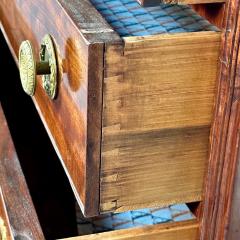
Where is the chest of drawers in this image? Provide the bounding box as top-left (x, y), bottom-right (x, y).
top-left (0, 0), bottom-right (221, 217)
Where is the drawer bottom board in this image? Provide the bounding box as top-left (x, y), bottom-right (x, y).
top-left (64, 219), bottom-right (199, 240)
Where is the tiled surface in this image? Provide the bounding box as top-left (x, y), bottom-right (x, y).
top-left (76, 204), bottom-right (195, 235)
top-left (89, 0), bottom-right (219, 36)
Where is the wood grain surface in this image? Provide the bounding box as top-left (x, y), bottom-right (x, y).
top-left (228, 150), bottom-right (240, 240)
top-left (199, 0), bottom-right (240, 239)
top-left (101, 32), bottom-right (220, 212)
top-left (101, 126), bottom-right (210, 212)
top-left (63, 220), bottom-right (199, 240)
top-left (0, 0), bottom-right (221, 216)
top-left (0, 104), bottom-right (44, 239)
top-left (192, 4), bottom-right (225, 29)
top-left (107, 33), bottom-right (220, 132)
top-left (0, 0), bottom-right (119, 217)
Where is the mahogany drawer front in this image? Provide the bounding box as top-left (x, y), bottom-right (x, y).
top-left (0, 0), bottom-right (220, 217)
top-left (0, 0), bottom-right (114, 217)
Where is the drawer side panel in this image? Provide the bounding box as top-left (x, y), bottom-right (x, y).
top-left (101, 32), bottom-right (220, 212)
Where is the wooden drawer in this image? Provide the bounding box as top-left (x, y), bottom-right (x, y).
top-left (65, 203), bottom-right (199, 240)
top-left (0, 0), bottom-right (221, 217)
top-left (65, 220), bottom-right (199, 240)
top-left (0, 75), bottom-right (199, 239)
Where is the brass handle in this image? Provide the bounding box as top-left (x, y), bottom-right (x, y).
top-left (19, 34), bottom-right (57, 99)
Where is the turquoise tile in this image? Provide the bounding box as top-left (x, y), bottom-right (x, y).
top-left (133, 215), bottom-right (153, 225)
top-left (173, 213), bottom-right (195, 222)
top-left (151, 207), bottom-right (172, 220)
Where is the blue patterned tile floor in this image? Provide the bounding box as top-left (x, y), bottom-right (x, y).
top-left (76, 204), bottom-right (195, 235)
top-left (89, 0), bottom-right (219, 36)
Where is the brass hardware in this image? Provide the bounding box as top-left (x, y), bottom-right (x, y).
top-left (19, 34), bottom-right (57, 99)
top-left (0, 218), bottom-right (7, 240)
top-left (41, 35), bottom-right (57, 99)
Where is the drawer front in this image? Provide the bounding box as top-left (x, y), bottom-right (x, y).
top-left (0, 0), bottom-right (120, 216)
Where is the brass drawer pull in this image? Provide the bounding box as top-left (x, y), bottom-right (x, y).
top-left (19, 34), bottom-right (57, 99)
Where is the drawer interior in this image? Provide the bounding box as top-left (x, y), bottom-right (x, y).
top-left (75, 203), bottom-right (195, 235)
top-left (71, 203), bottom-right (199, 239)
top-left (89, 0), bottom-right (219, 37)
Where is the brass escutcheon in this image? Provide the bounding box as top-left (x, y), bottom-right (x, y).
top-left (19, 34), bottom-right (57, 99)
top-left (0, 218), bottom-right (7, 240)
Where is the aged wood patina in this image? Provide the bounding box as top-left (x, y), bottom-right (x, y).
top-left (2, 1), bottom-right (240, 240)
top-left (0, 0), bottom-right (221, 216)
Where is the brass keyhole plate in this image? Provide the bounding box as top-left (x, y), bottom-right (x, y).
top-left (41, 34), bottom-right (57, 99)
top-left (19, 34), bottom-right (58, 99)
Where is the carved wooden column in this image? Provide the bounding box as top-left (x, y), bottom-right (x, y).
top-left (199, 0), bottom-right (240, 239)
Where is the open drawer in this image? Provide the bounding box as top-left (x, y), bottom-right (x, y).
top-left (65, 218), bottom-right (199, 240)
top-left (0, 0), bottom-right (220, 217)
top-left (64, 203), bottom-right (199, 240)
top-left (0, 59), bottom-right (199, 239)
